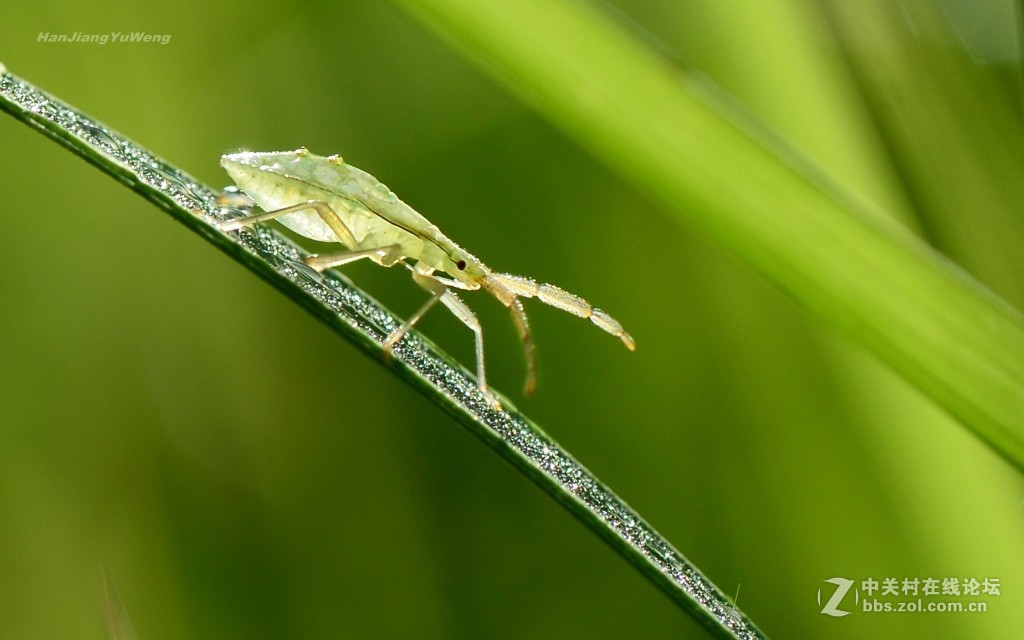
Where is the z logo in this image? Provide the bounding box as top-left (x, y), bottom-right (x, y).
top-left (818, 577), bottom-right (857, 617)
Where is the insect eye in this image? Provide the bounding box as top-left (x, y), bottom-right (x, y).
top-left (457, 259), bottom-right (467, 271)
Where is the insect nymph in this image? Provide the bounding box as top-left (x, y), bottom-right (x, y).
top-left (218, 148), bottom-right (634, 407)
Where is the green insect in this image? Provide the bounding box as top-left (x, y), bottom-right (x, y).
top-left (218, 148), bottom-right (634, 407)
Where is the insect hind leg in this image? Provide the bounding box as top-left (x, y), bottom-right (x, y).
top-left (304, 244), bottom-right (403, 272)
top-left (218, 199), bottom-right (359, 248)
top-left (217, 198), bottom-right (404, 270)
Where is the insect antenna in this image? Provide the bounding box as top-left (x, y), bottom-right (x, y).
top-left (485, 273), bottom-right (635, 351)
top-left (508, 297), bottom-right (537, 395)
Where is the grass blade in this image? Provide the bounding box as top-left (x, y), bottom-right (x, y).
top-left (394, 0), bottom-right (1024, 471)
top-left (0, 65), bottom-right (766, 639)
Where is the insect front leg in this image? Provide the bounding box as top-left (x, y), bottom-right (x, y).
top-left (383, 268), bottom-right (446, 352)
top-left (438, 290), bottom-right (500, 409)
top-left (386, 267), bottom-right (500, 409)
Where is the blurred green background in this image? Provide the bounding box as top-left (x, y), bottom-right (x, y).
top-left (1, 0), bottom-right (1022, 638)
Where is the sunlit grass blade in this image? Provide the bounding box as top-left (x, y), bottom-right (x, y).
top-left (0, 66), bottom-right (767, 640)
top-left (394, 0), bottom-right (1024, 471)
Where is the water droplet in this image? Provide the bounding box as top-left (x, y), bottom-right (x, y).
top-left (79, 121), bottom-right (122, 152)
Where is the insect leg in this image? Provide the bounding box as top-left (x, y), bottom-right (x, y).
top-left (382, 275), bottom-right (446, 352)
top-left (219, 199), bottom-right (405, 270)
top-left (437, 288), bottom-right (499, 409)
top-left (218, 200), bottom-right (359, 248)
top-left (303, 244), bottom-right (402, 272)
top-left (388, 270), bottom-right (500, 409)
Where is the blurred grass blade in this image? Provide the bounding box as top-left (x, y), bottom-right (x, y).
top-left (0, 67), bottom-right (767, 639)
top-left (819, 0), bottom-right (1024, 307)
top-left (394, 0), bottom-right (1024, 471)
top-left (102, 569), bottom-right (137, 640)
